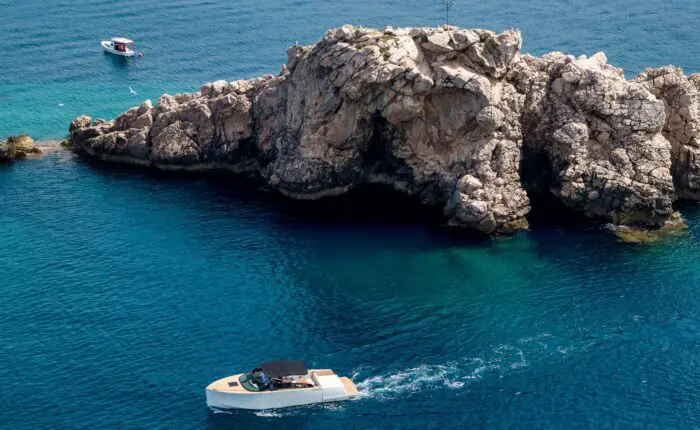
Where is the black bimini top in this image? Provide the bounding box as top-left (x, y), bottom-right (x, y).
top-left (260, 360), bottom-right (307, 378)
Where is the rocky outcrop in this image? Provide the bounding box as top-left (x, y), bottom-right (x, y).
top-left (69, 25), bottom-right (700, 235)
top-left (512, 52), bottom-right (675, 228)
top-left (633, 67), bottom-right (700, 200)
top-left (611, 212), bottom-right (687, 244)
top-left (0, 135), bottom-right (42, 162)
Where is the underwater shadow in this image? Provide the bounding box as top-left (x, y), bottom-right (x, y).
top-left (76, 156), bottom-right (494, 250)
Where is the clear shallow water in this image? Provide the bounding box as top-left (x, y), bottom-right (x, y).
top-left (2, 0), bottom-right (700, 429)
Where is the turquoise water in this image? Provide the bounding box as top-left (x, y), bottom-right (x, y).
top-left (3, 0), bottom-right (700, 139)
top-left (3, 0), bottom-right (700, 428)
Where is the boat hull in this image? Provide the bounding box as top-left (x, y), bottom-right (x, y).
top-left (206, 386), bottom-right (328, 410)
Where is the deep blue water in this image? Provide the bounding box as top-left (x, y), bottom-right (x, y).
top-left (2, 0), bottom-right (700, 428)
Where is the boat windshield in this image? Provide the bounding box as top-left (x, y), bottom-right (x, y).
top-left (239, 370), bottom-right (268, 392)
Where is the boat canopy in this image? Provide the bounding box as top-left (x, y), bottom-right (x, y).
top-left (111, 37), bottom-right (134, 44)
top-left (260, 360), bottom-right (307, 378)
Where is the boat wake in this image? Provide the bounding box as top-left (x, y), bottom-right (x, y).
top-left (254, 410), bottom-right (284, 418)
top-left (355, 362), bottom-right (469, 398)
top-left (354, 335), bottom-right (551, 400)
top-left (207, 333), bottom-right (582, 418)
top-left (213, 326), bottom-right (636, 418)
top-left (209, 397), bottom-right (350, 419)
top-left (249, 402), bottom-right (346, 418)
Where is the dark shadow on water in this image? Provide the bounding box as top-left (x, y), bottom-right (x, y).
top-left (526, 192), bottom-right (598, 233)
top-left (77, 155), bottom-right (672, 250)
top-left (76, 156), bottom-right (492, 247)
top-left (674, 199), bottom-right (700, 217)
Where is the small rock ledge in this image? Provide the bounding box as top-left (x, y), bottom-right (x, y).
top-left (68, 25), bottom-right (700, 236)
top-left (0, 135), bottom-right (42, 162)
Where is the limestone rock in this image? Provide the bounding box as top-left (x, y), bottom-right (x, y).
top-left (634, 67), bottom-right (700, 199)
top-left (0, 134), bottom-right (42, 161)
top-left (70, 116), bottom-right (92, 133)
top-left (514, 52), bottom-right (674, 228)
top-left (422, 31), bottom-right (452, 53)
top-left (67, 25), bottom-right (700, 235)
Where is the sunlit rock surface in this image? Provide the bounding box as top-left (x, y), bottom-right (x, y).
top-left (70, 25), bottom-right (700, 234)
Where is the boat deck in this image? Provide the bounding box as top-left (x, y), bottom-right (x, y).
top-left (208, 369), bottom-right (357, 394)
top-left (207, 374), bottom-right (247, 393)
top-left (339, 377), bottom-right (359, 396)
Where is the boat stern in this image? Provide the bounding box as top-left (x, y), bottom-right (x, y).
top-left (339, 376), bottom-right (360, 398)
top-left (311, 371), bottom-right (360, 401)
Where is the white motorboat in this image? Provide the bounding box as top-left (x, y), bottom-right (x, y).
top-left (101, 37), bottom-right (137, 57)
top-left (206, 360), bottom-right (360, 410)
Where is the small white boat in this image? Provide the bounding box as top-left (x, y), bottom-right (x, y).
top-left (206, 360), bottom-right (360, 410)
top-left (101, 37), bottom-right (137, 57)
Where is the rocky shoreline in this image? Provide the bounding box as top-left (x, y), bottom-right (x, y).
top-left (0, 135), bottom-right (42, 162)
top-left (66, 25), bottom-right (700, 236)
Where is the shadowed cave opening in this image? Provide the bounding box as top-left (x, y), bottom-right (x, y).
top-left (362, 113), bottom-right (407, 179)
top-left (519, 146), bottom-right (592, 229)
top-left (270, 183), bottom-right (449, 225)
top-left (520, 148), bottom-right (552, 198)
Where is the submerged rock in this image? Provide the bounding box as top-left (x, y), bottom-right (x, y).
top-left (0, 134), bottom-right (42, 161)
top-left (611, 212), bottom-right (687, 244)
top-left (68, 25), bottom-right (700, 236)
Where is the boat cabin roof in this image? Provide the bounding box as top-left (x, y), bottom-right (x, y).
top-left (111, 37), bottom-right (134, 44)
top-left (260, 360), bottom-right (307, 378)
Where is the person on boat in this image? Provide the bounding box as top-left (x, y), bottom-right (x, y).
top-left (260, 372), bottom-right (270, 389)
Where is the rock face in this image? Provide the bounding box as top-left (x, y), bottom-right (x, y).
top-left (69, 25), bottom-right (700, 234)
top-left (512, 52), bottom-right (675, 227)
top-left (634, 67), bottom-right (700, 200)
top-left (0, 135), bottom-right (42, 162)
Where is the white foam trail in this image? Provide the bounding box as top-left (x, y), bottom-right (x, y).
top-left (129, 86), bottom-right (138, 95)
top-left (355, 360), bottom-right (491, 400)
top-left (354, 341), bottom-right (547, 399)
top-left (320, 402), bottom-right (346, 411)
top-left (557, 344), bottom-right (574, 354)
top-left (254, 410), bottom-right (283, 418)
